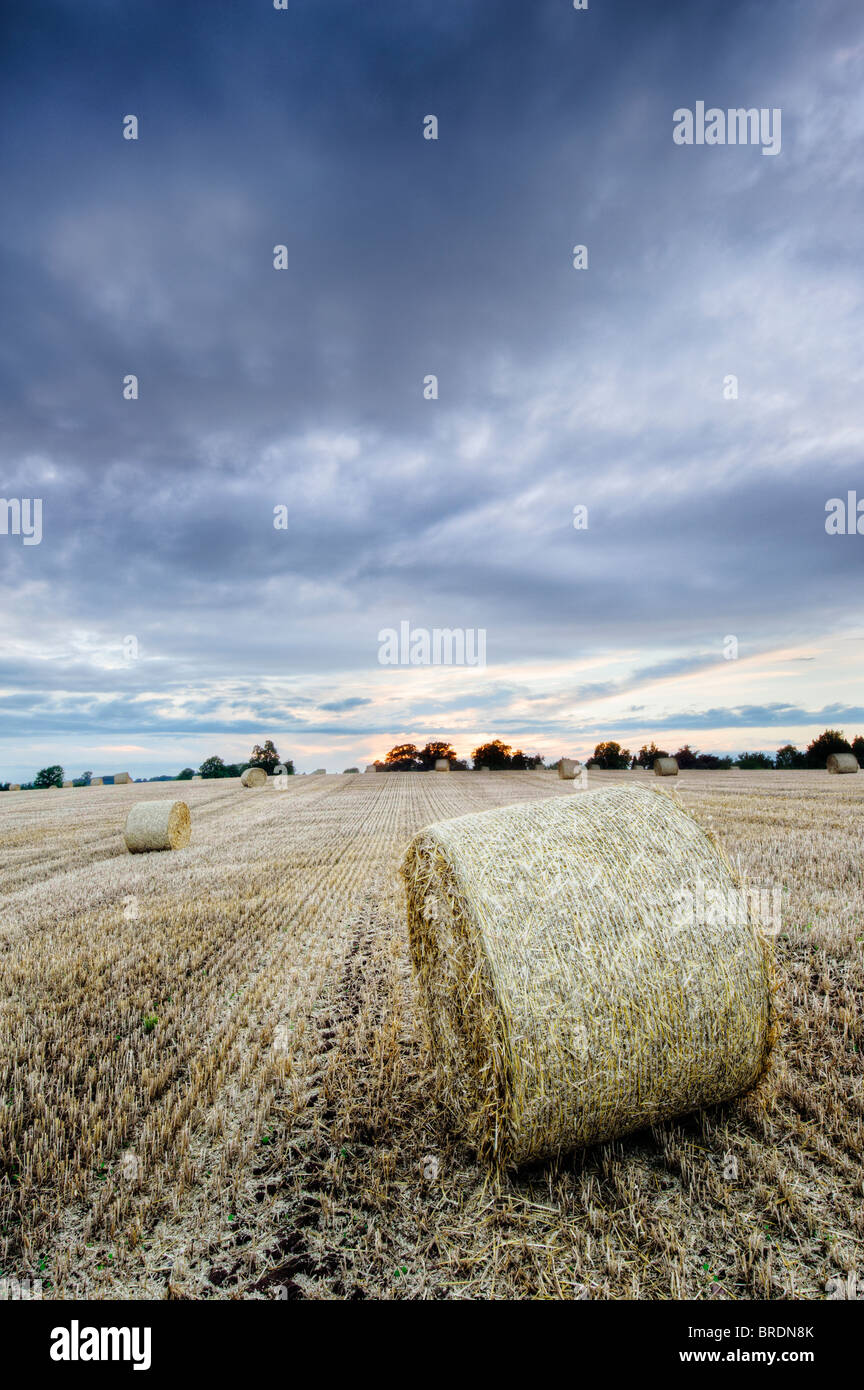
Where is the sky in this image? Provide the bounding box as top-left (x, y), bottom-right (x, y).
top-left (1, 0), bottom-right (863, 779)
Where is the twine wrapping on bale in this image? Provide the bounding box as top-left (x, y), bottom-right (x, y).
top-left (124, 800), bottom-right (191, 854)
top-left (240, 767), bottom-right (267, 787)
top-left (654, 757), bottom-right (679, 777)
top-left (827, 752), bottom-right (859, 774)
top-left (402, 784), bottom-right (774, 1165)
top-left (558, 759), bottom-right (579, 780)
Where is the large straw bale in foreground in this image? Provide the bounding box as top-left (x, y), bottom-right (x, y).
top-left (402, 784), bottom-right (773, 1165)
top-left (827, 752), bottom-right (859, 774)
top-left (124, 800), bottom-right (191, 853)
top-left (240, 766), bottom-right (267, 787)
top-left (654, 756), bottom-right (678, 776)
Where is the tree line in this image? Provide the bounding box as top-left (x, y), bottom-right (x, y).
top-left (373, 730), bottom-right (864, 772)
top-left (374, 739), bottom-right (544, 771)
top-left (581, 729), bottom-right (864, 770)
top-left (5, 728), bottom-right (862, 791)
top-left (1, 741), bottom-right (296, 791)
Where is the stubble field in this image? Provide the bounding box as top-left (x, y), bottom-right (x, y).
top-left (0, 769), bottom-right (862, 1300)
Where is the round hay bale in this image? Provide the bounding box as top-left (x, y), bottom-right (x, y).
top-left (402, 784), bottom-right (773, 1165)
top-left (654, 757), bottom-right (678, 777)
top-left (434, 759), bottom-right (451, 772)
top-left (365, 764), bottom-right (377, 773)
top-left (124, 800), bottom-right (190, 853)
top-left (827, 752), bottom-right (859, 774)
top-left (240, 766), bottom-right (267, 787)
top-left (558, 758), bottom-right (579, 780)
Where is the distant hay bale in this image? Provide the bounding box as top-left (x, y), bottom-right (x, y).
top-left (91, 778), bottom-right (103, 786)
top-left (558, 759), bottom-right (580, 780)
top-left (240, 767), bottom-right (267, 787)
top-left (654, 757), bottom-right (678, 777)
top-left (827, 752), bottom-right (859, 774)
top-left (434, 759), bottom-right (451, 772)
top-left (10, 784), bottom-right (20, 791)
top-left (123, 800), bottom-right (191, 853)
top-left (402, 784), bottom-right (773, 1165)
top-left (62, 781), bottom-right (73, 788)
top-left (191, 774), bottom-right (202, 781)
top-left (113, 772), bottom-right (132, 785)
top-left (480, 766), bottom-right (490, 772)
top-left (365, 765), bottom-right (377, 773)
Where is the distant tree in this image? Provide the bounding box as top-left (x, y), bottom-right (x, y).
top-left (510, 749), bottom-right (544, 770)
top-left (176, 768), bottom-right (195, 780)
top-left (0, 782), bottom-right (9, 792)
top-left (73, 770), bottom-right (92, 787)
top-left (689, 751), bottom-right (730, 769)
top-left (673, 745), bottom-right (700, 770)
top-left (590, 741), bottom-right (631, 770)
top-left (249, 740), bottom-right (282, 775)
top-left (736, 751), bottom-right (775, 769)
top-left (632, 742), bottom-right (668, 770)
top-left (775, 743), bottom-right (806, 770)
top-left (471, 739), bottom-right (513, 770)
top-left (384, 743), bottom-right (421, 770)
top-left (852, 736), bottom-right (864, 766)
top-left (805, 729), bottom-right (852, 769)
top-left (199, 755), bottom-right (227, 779)
top-left (34, 765), bottom-right (64, 789)
top-left (418, 741), bottom-right (458, 770)
top-left (343, 767), bottom-right (359, 774)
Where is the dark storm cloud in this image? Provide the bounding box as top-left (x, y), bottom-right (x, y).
top-left (1, 0), bottom-right (863, 772)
